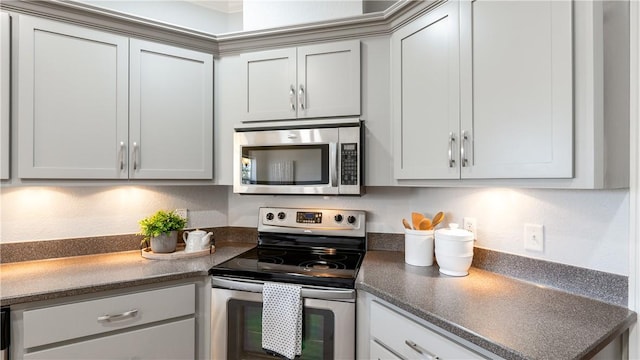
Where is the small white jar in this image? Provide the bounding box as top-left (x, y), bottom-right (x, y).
top-left (404, 228), bottom-right (435, 266)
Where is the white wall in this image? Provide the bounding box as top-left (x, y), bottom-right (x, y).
top-left (242, 0), bottom-right (362, 31)
top-left (0, 185), bottom-right (228, 242)
top-left (75, 0), bottom-right (240, 34)
top-left (228, 187), bottom-right (630, 276)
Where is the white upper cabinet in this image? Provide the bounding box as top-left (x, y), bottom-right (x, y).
top-left (241, 48), bottom-right (297, 121)
top-left (392, 1), bottom-right (460, 180)
top-left (393, 0), bottom-right (573, 181)
top-left (241, 40), bottom-right (360, 121)
top-left (1, 12), bottom-right (10, 180)
top-left (17, 16), bottom-right (129, 179)
top-left (129, 39), bottom-right (213, 179)
top-left (17, 15), bottom-right (214, 180)
top-left (459, 0), bottom-right (573, 179)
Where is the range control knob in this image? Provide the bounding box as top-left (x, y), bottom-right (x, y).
top-left (277, 212), bottom-right (286, 220)
top-left (334, 214), bottom-right (343, 222)
top-left (347, 215), bottom-right (357, 224)
top-left (266, 212), bottom-right (274, 221)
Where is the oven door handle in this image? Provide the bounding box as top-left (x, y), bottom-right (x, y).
top-left (211, 277), bottom-right (356, 300)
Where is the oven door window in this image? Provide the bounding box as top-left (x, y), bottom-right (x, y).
top-left (241, 145), bottom-right (329, 186)
top-left (227, 299), bottom-right (335, 360)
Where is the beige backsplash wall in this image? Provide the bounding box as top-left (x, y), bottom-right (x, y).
top-left (0, 185), bottom-right (629, 276)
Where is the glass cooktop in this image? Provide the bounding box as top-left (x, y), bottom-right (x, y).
top-left (209, 246), bottom-right (364, 289)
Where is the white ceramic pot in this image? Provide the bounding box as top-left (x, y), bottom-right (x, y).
top-left (404, 228), bottom-right (434, 266)
top-left (434, 252), bottom-right (473, 277)
top-left (434, 223), bottom-right (474, 255)
top-left (434, 224), bottom-right (474, 276)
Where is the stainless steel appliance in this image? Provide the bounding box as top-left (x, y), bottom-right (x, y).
top-left (1, 308), bottom-right (9, 360)
top-left (209, 207), bottom-right (366, 359)
top-left (233, 118), bottom-right (363, 195)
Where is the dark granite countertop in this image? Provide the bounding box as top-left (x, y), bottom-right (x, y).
top-left (0, 242), bottom-right (254, 306)
top-left (1, 244), bottom-right (635, 360)
top-left (356, 250), bottom-right (637, 360)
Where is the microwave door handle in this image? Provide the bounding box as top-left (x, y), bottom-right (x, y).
top-left (330, 143), bottom-right (338, 187)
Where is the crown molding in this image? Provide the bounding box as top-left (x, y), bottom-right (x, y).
top-left (0, 0), bottom-right (444, 56)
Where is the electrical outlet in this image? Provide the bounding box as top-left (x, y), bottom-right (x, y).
top-left (463, 217), bottom-right (477, 239)
top-left (175, 208), bottom-right (188, 222)
top-left (524, 224), bottom-right (544, 252)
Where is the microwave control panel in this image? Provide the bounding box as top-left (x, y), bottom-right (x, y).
top-left (341, 143), bottom-right (358, 185)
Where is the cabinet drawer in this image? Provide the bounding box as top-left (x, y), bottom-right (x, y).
top-left (23, 284), bottom-right (195, 348)
top-left (370, 300), bottom-right (484, 359)
top-left (24, 317), bottom-right (195, 359)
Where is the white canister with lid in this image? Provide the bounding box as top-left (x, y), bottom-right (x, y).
top-left (434, 223), bottom-right (474, 276)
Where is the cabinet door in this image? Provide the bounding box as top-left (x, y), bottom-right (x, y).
top-left (17, 16), bottom-right (129, 179)
top-left (129, 39), bottom-right (213, 179)
top-left (241, 48), bottom-right (297, 121)
top-left (392, 2), bottom-right (460, 180)
top-left (459, 0), bottom-right (573, 179)
top-left (1, 12), bottom-right (10, 180)
top-left (370, 300), bottom-right (486, 359)
top-left (297, 40), bottom-right (360, 119)
top-left (24, 318), bottom-right (195, 360)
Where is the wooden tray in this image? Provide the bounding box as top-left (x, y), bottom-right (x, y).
top-left (141, 245), bottom-right (215, 260)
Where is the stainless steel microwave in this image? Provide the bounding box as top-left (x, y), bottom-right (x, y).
top-left (233, 118), bottom-right (363, 195)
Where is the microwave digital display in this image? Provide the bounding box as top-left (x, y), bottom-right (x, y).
top-left (341, 143), bottom-right (358, 185)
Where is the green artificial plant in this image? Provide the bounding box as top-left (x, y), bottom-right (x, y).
top-left (138, 210), bottom-right (187, 246)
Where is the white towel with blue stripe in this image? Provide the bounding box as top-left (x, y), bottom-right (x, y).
top-left (262, 282), bottom-right (303, 359)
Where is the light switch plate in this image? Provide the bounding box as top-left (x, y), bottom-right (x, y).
top-left (524, 223), bottom-right (544, 252)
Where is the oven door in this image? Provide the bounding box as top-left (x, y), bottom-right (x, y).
top-left (211, 277), bottom-right (355, 360)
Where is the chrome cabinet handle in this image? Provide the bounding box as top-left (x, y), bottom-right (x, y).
top-left (404, 340), bottom-right (440, 360)
top-left (132, 142), bottom-right (138, 170)
top-left (97, 309), bottom-right (138, 323)
top-left (448, 132), bottom-right (456, 168)
top-left (289, 85), bottom-right (295, 111)
top-left (461, 130), bottom-right (469, 167)
top-left (119, 141), bottom-right (125, 170)
top-left (298, 85), bottom-right (305, 110)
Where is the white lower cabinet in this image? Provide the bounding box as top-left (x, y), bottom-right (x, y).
top-left (17, 284), bottom-right (196, 359)
top-left (357, 291), bottom-right (497, 360)
top-left (370, 300), bottom-right (485, 360)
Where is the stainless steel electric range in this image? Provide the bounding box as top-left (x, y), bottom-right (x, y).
top-left (209, 207), bottom-right (366, 359)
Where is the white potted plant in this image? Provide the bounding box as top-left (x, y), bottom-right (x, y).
top-left (138, 210), bottom-right (187, 253)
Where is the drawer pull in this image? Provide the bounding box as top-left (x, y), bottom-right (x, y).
top-left (405, 340), bottom-right (440, 360)
top-left (97, 309), bottom-right (138, 323)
